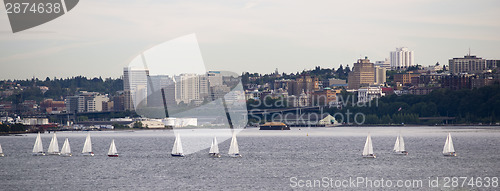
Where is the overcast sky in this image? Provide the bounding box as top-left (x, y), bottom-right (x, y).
top-left (1, 0), bottom-right (499, 80)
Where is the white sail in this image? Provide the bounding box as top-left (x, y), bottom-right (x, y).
top-left (171, 134), bottom-right (183, 155)
top-left (393, 136), bottom-right (400, 151)
top-left (399, 135), bottom-right (405, 152)
top-left (0, 144), bottom-right (3, 153)
top-left (362, 134), bottom-right (373, 156)
top-left (228, 133), bottom-right (239, 155)
top-left (108, 139), bottom-right (118, 155)
top-left (394, 134), bottom-right (405, 152)
top-left (82, 133), bottom-right (92, 153)
top-left (443, 133), bottom-right (455, 154)
top-left (47, 133), bottom-right (60, 154)
top-left (61, 138), bottom-right (71, 155)
top-left (209, 137), bottom-right (220, 154)
top-left (32, 132), bottom-right (44, 153)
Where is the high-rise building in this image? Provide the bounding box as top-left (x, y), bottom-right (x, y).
top-left (87, 95), bottom-right (109, 112)
top-left (65, 92), bottom-right (107, 113)
top-left (348, 57), bottom-right (375, 89)
top-left (486, 60), bottom-right (500, 69)
top-left (123, 67), bottom-right (149, 110)
top-left (174, 74), bottom-right (201, 104)
top-left (112, 93), bottom-right (125, 111)
top-left (390, 47), bottom-right (414, 69)
top-left (65, 95), bottom-right (83, 113)
top-left (449, 55), bottom-right (486, 74)
top-left (149, 75), bottom-right (176, 107)
top-left (375, 58), bottom-right (391, 70)
top-left (287, 75), bottom-right (316, 96)
top-left (199, 75), bottom-right (209, 98)
top-left (374, 66), bottom-right (387, 85)
top-left (207, 71), bottom-right (223, 87)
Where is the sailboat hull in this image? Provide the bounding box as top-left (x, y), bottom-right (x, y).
top-left (108, 154), bottom-right (119, 157)
top-left (32, 152), bottom-right (46, 156)
top-left (443, 152), bottom-right (457, 157)
top-left (82, 152), bottom-right (94, 157)
top-left (209, 153), bottom-right (221, 158)
top-left (61, 153), bottom-right (72, 157)
top-left (394, 151), bottom-right (408, 155)
top-left (0, 153), bottom-right (4, 157)
top-left (362, 154), bottom-right (376, 158)
top-left (48, 152), bottom-right (61, 156)
top-left (171, 154), bottom-right (185, 157)
top-left (229, 154), bottom-right (242, 158)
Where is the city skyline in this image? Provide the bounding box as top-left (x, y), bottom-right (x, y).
top-left (1, 0), bottom-right (500, 80)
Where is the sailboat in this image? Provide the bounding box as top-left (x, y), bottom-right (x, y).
top-left (362, 134), bottom-right (376, 158)
top-left (60, 138), bottom-right (72, 157)
top-left (393, 134), bottom-right (408, 155)
top-left (443, 133), bottom-right (457, 157)
top-left (228, 133), bottom-right (242, 158)
top-left (47, 133), bottom-right (61, 155)
top-left (82, 133), bottom-right (94, 156)
top-left (32, 132), bottom-right (46, 156)
top-left (107, 139), bottom-right (119, 157)
top-left (209, 136), bottom-right (221, 158)
top-left (0, 144), bottom-right (4, 157)
top-left (171, 134), bottom-right (184, 157)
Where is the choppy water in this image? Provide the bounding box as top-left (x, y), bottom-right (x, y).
top-left (1, 127), bottom-right (500, 190)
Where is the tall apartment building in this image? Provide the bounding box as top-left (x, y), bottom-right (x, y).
top-left (375, 58), bottom-right (391, 70)
top-left (486, 60), bottom-right (500, 69)
top-left (390, 47), bottom-right (414, 69)
top-left (207, 71), bottom-right (223, 87)
top-left (374, 66), bottom-right (387, 85)
top-left (449, 55), bottom-right (486, 74)
top-left (174, 74), bottom-right (202, 104)
top-left (123, 67), bottom-right (149, 110)
top-left (112, 93), bottom-right (125, 111)
top-left (65, 95), bottom-right (83, 113)
top-left (87, 95), bottom-right (109, 112)
top-left (348, 57), bottom-right (375, 89)
top-left (65, 92), bottom-right (108, 113)
top-left (198, 75), bottom-right (209, 98)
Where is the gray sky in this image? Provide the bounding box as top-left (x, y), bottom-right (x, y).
top-left (1, 0), bottom-right (499, 80)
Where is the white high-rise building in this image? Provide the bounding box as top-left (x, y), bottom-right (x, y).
top-left (390, 47), bottom-right (414, 69)
top-left (123, 67), bottom-right (149, 110)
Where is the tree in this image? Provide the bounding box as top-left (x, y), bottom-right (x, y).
top-left (133, 121), bottom-right (143, 128)
top-left (344, 65), bottom-right (351, 73)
